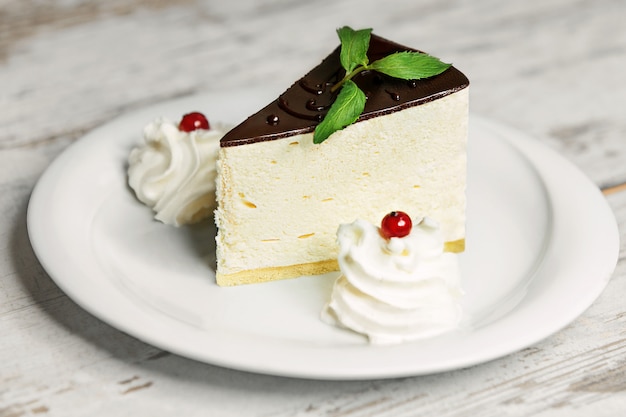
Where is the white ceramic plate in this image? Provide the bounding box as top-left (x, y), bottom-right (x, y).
top-left (27, 89), bottom-right (619, 380)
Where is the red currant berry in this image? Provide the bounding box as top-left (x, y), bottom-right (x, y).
top-left (178, 112), bottom-right (210, 132)
top-left (380, 211), bottom-right (413, 239)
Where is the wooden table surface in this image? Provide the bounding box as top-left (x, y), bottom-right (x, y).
top-left (2, 1), bottom-right (626, 416)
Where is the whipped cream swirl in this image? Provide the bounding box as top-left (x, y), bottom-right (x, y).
top-left (128, 117), bottom-right (228, 226)
top-left (323, 217), bottom-right (463, 344)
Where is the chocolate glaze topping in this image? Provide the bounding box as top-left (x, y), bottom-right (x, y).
top-left (220, 34), bottom-right (469, 147)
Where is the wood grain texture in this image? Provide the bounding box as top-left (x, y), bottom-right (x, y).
top-left (1, 0), bottom-right (626, 416)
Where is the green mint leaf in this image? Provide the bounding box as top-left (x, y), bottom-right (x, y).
top-left (337, 26), bottom-right (372, 73)
top-left (368, 51), bottom-right (451, 80)
top-left (313, 80), bottom-right (366, 144)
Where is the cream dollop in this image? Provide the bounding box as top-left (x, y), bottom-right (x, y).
top-left (322, 217), bottom-right (463, 344)
top-left (128, 117), bottom-right (229, 226)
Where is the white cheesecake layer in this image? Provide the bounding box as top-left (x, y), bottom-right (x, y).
top-left (215, 88), bottom-right (468, 285)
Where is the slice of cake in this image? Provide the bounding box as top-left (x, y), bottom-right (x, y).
top-left (215, 29), bottom-right (469, 286)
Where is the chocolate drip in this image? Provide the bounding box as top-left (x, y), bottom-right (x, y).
top-left (299, 80), bottom-right (325, 95)
top-left (385, 89), bottom-right (400, 101)
top-left (306, 98), bottom-right (331, 111)
top-left (278, 78), bottom-right (337, 123)
top-left (220, 34), bottom-right (469, 147)
top-left (278, 97), bottom-right (324, 122)
top-left (266, 114), bottom-right (280, 125)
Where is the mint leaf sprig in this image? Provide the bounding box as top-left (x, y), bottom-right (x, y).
top-left (313, 26), bottom-right (452, 144)
top-left (313, 80), bottom-right (366, 144)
